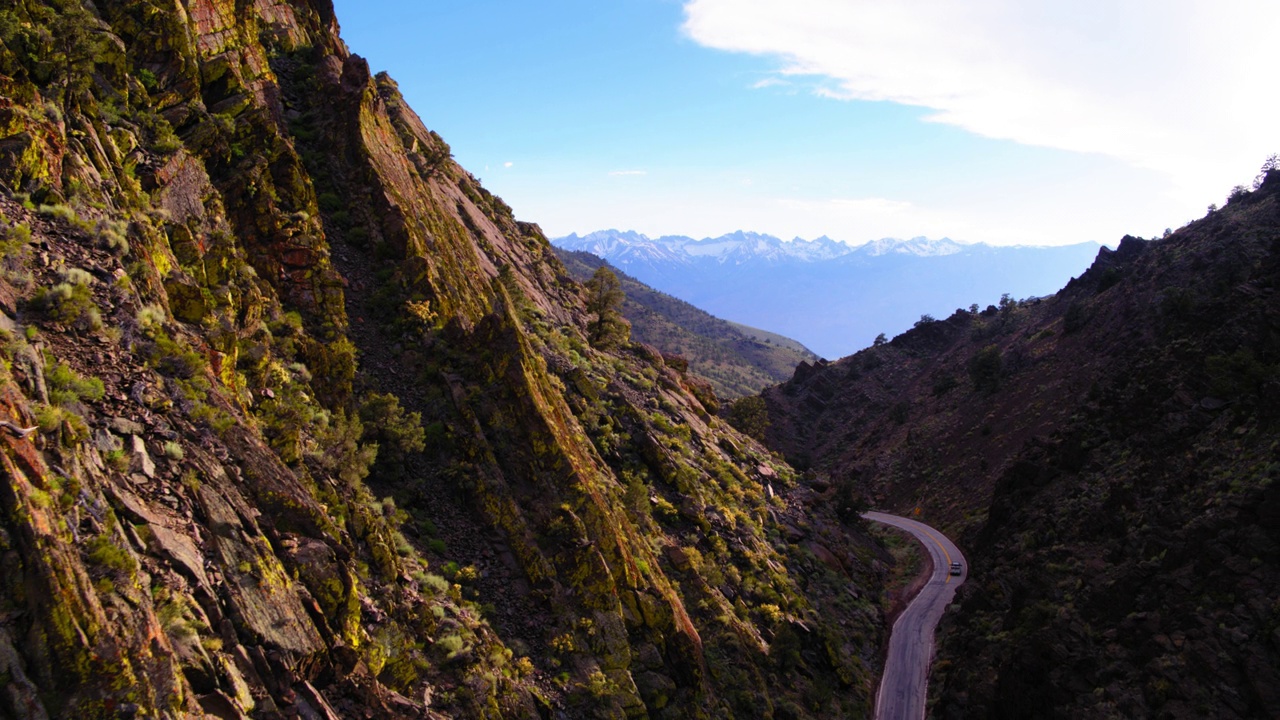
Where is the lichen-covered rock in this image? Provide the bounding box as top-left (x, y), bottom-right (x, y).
top-left (0, 1), bottom-right (889, 717)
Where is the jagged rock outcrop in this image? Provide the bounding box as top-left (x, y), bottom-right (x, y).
top-left (0, 1), bottom-right (888, 718)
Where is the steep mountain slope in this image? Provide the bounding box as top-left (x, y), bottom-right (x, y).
top-left (761, 173), bottom-right (1280, 718)
top-left (554, 248), bottom-right (817, 398)
top-left (0, 2), bottom-right (891, 718)
top-left (555, 230), bottom-right (1101, 359)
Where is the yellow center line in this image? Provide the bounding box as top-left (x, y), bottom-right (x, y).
top-left (916, 525), bottom-right (953, 584)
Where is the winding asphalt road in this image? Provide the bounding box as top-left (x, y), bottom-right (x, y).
top-left (863, 511), bottom-right (967, 720)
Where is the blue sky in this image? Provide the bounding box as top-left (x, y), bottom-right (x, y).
top-left (330, 0), bottom-right (1279, 247)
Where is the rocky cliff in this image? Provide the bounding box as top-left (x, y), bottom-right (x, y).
top-left (762, 170), bottom-right (1280, 718)
top-left (0, 1), bottom-right (888, 718)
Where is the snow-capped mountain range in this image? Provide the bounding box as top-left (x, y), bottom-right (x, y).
top-left (555, 230), bottom-right (965, 268)
top-left (552, 229), bottom-right (1104, 359)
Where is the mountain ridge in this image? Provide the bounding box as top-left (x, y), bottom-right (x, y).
top-left (0, 2), bottom-right (889, 717)
top-left (555, 229), bottom-right (984, 265)
top-left (553, 248), bottom-right (818, 398)
top-left (555, 230), bottom-right (1103, 359)
top-left (756, 169), bottom-right (1280, 719)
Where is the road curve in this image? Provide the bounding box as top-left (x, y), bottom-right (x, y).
top-left (863, 511), bottom-right (967, 720)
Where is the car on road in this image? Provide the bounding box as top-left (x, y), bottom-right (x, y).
top-left (949, 562), bottom-right (963, 576)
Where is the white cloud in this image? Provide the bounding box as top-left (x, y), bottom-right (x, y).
top-left (827, 197), bottom-right (911, 215)
top-left (751, 76), bottom-right (789, 89)
top-left (609, 170), bottom-right (648, 176)
top-left (682, 0), bottom-right (1280, 204)
top-left (504, 161), bottom-right (514, 168)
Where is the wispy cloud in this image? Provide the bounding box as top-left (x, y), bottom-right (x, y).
top-left (780, 196), bottom-right (912, 215)
top-left (503, 161), bottom-right (514, 168)
top-left (609, 170), bottom-right (648, 176)
top-left (682, 0), bottom-right (1280, 202)
top-left (751, 76), bottom-right (789, 90)
top-left (832, 197), bottom-right (911, 214)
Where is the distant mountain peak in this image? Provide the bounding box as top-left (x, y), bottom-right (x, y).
top-left (555, 229), bottom-right (858, 265)
top-left (555, 230), bottom-right (984, 263)
top-left (854, 236), bottom-right (967, 257)
top-left (552, 229), bottom-right (1101, 358)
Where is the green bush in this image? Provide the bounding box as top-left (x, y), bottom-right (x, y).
top-left (420, 573), bottom-right (449, 595)
top-left (360, 392), bottom-right (425, 455)
top-left (1206, 349), bottom-right (1276, 401)
top-left (136, 304), bottom-right (166, 334)
top-left (0, 222), bottom-right (31, 263)
top-left (86, 535), bottom-right (136, 577)
top-left (317, 192), bottom-right (343, 213)
top-left (45, 358), bottom-right (104, 405)
top-left (932, 374), bottom-right (959, 396)
top-left (137, 325), bottom-right (205, 380)
top-left (33, 282), bottom-right (93, 325)
top-left (37, 204), bottom-right (78, 223)
top-left (1062, 302), bottom-right (1089, 334)
top-left (136, 68), bottom-right (158, 91)
top-left (93, 218), bottom-right (129, 256)
top-left (585, 267), bottom-right (629, 349)
top-left (725, 395), bottom-right (769, 441)
top-left (308, 409), bottom-right (376, 486)
top-left (969, 345), bottom-right (1003, 393)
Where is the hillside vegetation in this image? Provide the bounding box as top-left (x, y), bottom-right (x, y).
top-left (0, 2), bottom-right (889, 718)
top-left (760, 168), bottom-right (1280, 719)
top-left (555, 249), bottom-right (817, 398)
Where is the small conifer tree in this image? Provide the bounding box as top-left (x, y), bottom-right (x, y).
top-left (585, 267), bottom-right (629, 349)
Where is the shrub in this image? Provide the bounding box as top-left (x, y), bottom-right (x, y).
top-left (136, 304), bottom-right (166, 334)
top-left (33, 282), bottom-right (93, 325)
top-left (585, 267), bottom-right (629, 349)
top-left (162, 441), bottom-right (183, 460)
top-left (37, 204), bottom-right (78, 223)
top-left (420, 573), bottom-right (449, 595)
top-left (724, 396), bottom-right (769, 441)
top-left (0, 222), bottom-right (31, 263)
top-left (305, 409), bottom-right (375, 486)
top-left (138, 326), bottom-right (205, 379)
top-left (1206, 349), bottom-right (1276, 401)
top-left (360, 392), bottom-right (425, 456)
top-left (105, 448), bottom-right (129, 471)
top-left (887, 402), bottom-right (909, 424)
top-left (93, 219), bottom-right (129, 256)
top-left (317, 192), bottom-right (343, 213)
top-left (45, 359), bottom-right (104, 405)
top-left (833, 471), bottom-right (869, 523)
top-left (584, 668), bottom-right (615, 697)
top-left (969, 345), bottom-right (1003, 393)
top-left (137, 68), bottom-right (158, 91)
top-left (86, 535), bottom-right (136, 577)
top-left (932, 374), bottom-right (959, 396)
top-left (1062, 302), bottom-right (1088, 334)
top-left (1095, 267), bottom-right (1122, 293)
top-left (437, 633), bottom-right (466, 658)
top-left (1253, 153), bottom-right (1279, 190)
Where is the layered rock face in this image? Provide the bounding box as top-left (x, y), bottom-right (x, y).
top-left (763, 174), bottom-right (1280, 718)
top-left (0, 1), bottom-right (888, 718)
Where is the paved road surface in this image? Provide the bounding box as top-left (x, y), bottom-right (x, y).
top-left (863, 512), bottom-right (967, 720)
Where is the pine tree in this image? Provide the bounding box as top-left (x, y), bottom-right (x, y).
top-left (585, 267), bottom-right (629, 349)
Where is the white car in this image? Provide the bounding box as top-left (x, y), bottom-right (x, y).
top-left (949, 562), bottom-right (963, 576)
